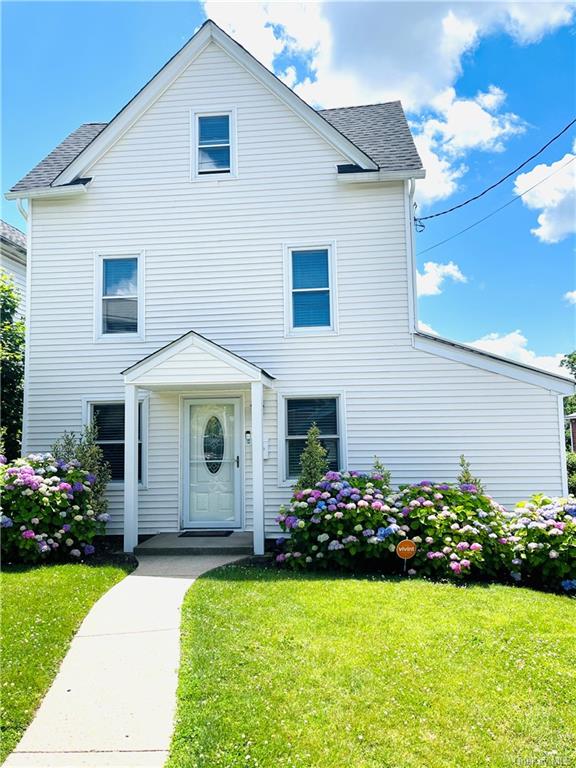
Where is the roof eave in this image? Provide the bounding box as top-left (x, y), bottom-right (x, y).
top-left (5, 182), bottom-right (91, 201)
top-left (337, 167), bottom-right (425, 183)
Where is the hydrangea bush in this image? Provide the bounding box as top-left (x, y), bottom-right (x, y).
top-left (0, 453), bottom-right (109, 563)
top-left (503, 494), bottom-right (576, 590)
top-left (275, 471), bottom-right (392, 568)
top-left (276, 470), bottom-right (576, 593)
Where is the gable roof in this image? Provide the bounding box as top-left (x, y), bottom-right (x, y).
top-left (8, 20), bottom-right (423, 197)
top-left (122, 329), bottom-right (275, 385)
top-left (1, 219), bottom-right (26, 252)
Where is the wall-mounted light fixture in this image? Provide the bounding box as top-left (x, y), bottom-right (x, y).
top-left (245, 430), bottom-right (252, 445)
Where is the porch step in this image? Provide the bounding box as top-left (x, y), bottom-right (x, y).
top-left (134, 532), bottom-right (253, 557)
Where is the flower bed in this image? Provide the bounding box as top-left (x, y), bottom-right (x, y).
top-left (503, 494), bottom-right (576, 589)
top-left (276, 470), bottom-right (576, 593)
top-left (0, 453), bottom-right (109, 563)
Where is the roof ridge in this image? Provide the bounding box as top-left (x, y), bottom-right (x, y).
top-left (318, 100), bottom-right (402, 112)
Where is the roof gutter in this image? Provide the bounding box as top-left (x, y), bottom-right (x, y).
top-left (5, 182), bottom-right (91, 201)
top-left (337, 168), bottom-right (426, 184)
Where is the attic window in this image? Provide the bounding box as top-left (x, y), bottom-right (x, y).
top-left (193, 112), bottom-right (236, 178)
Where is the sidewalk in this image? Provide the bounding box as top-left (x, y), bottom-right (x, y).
top-left (3, 555), bottom-right (243, 767)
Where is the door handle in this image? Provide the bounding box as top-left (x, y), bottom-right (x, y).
top-left (235, 455), bottom-right (240, 468)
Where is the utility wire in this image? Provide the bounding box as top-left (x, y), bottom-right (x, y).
top-left (417, 155), bottom-right (575, 257)
top-left (414, 117), bottom-right (576, 228)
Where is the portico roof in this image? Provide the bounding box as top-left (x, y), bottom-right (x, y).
top-left (122, 329), bottom-right (274, 387)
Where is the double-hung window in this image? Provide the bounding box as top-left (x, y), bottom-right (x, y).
top-left (91, 402), bottom-right (143, 483)
top-left (99, 255), bottom-right (141, 337)
top-left (285, 397), bottom-right (340, 479)
top-left (196, 113), bottom-right (233, 176)
top-left (288, 246), bottom-right (335, 332)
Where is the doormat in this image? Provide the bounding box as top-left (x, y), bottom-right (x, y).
top-left (178, 530), bottom-right (234, 537)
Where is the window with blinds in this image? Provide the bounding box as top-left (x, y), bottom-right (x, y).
top-left (285, 397), bottom-right (340, 478)
top-left (290, 248), bottom-right (332, 329)
top-left (197, 114), bottom-right (231, 175)
top-left (102, 257), bottom-right (138, 335)
top-left (92, 402), bottom-right (142, 482)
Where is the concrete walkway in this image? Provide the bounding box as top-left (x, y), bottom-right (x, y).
top-left (3, 555), bottom-right (244, 768)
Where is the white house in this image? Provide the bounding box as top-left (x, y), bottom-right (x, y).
top-left (6, 20), bottom-right (574, 555)
top-left (1, 219), bottom-right (27, 317)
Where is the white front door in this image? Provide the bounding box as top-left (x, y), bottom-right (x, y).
top-left (182, 398), bottom-right (242, 528)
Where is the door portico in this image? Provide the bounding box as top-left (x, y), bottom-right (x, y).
top-left (121, 330), bottom-right (274, 555)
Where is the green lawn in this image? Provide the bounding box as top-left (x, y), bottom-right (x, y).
top-left (169, 565), bottom-right (576, 768)
top-left (0, 562), bottom-right (131, 761)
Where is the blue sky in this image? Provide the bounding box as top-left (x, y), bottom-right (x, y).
top-left (2, 1), bottom-right (575, 372)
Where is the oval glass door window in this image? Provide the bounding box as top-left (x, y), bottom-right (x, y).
top-left (204, 416), bottom-right (224, 474)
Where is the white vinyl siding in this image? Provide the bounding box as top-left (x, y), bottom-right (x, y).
top-left (23, 41), bottom-right (568, 536)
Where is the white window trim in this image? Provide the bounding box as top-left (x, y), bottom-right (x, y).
top-left (81, 395), bottom-right (149, 489)
top-left (94, 250), bottom-right (145, 342)
top-left (190, 108), bottom-right (238, 181)
top-left (277, 390), bottom-right (347, 487)
top-left (282, 242), bottom-right (338, 337)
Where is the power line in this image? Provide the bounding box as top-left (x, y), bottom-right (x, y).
top-left (414, 117), bottom-right (576, 228)
top-left (417, 155), bottom-right (575, 257)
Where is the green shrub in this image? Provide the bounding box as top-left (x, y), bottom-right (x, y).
top-left (566, 452), bottom-right (576, 496)
top-left (276, 470), bottom-right (392, 568)
top-left (0, 272), bottom-right (25, 460)
top-left (503, 494), bottom-right (576, 589)
top-left (0, 453), bottom-right (109, 563)
top-left (51, 425), bottom-right (110, 518)
top-left (276, 470), bottom-right (576, 593)
top-left (295, 423), bottom-right (328, 491)
top-left (457, 454), bottom-right (484, 494)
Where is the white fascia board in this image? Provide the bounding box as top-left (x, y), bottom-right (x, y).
top-left (337, 169), bottom-right (426, 184)
top-left (413, 333), bottom-right (576, 395)
top-left (52, 21), bottom-right (377, 187)
top-left (5, 184), bottom-right (89, 201)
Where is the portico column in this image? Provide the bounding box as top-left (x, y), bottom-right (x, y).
top-left (123, 383), bottom-right (139, 553)
top-left (251, 380), bottom-right (265, 556)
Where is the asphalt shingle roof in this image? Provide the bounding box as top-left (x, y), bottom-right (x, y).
top-left (318, 101), bottom-right (422, 172)
top-left (9, 124), bottom-right (107, 193)
top-left (9, 101), bottom-right (422, 194)
top-left (1, 219), bottom-right (26, 251)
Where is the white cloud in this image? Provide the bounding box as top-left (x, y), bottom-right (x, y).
top-left (467, 329), bottom-right (565, 375)
top-left (417, 260), bottom-right (467, 296)
top-left (203, 2), bottom-right (575, 207)
top-left (513, 143), bottom-right (576, 243)
top-left (564, 290), bottom-right (576, 304)
top-left (413, 86), bottom-right (524, 205)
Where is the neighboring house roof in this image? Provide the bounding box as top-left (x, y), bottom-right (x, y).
top-left (319, 102), bottom-right (422, 173)
top-left (414, 332), bottom-right (576, 395)
top-left (1, 219), bottom-right (26, 251)
top-left (1, 219), bottom-right (27, 265)
top-left (8, 20), bottom-right (423, 196)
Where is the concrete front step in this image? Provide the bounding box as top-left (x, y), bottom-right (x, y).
top-left (134, 532), bottom-right (254, 557)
